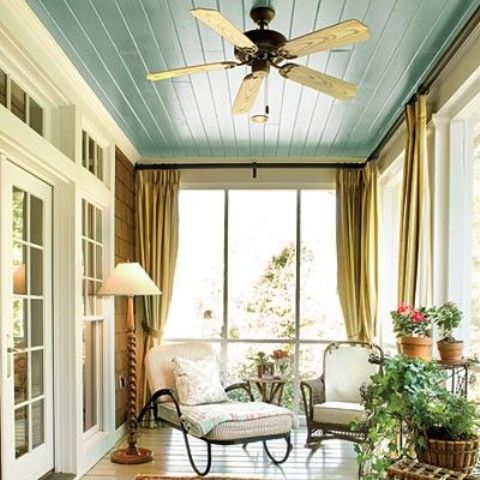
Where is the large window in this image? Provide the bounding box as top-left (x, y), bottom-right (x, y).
top-left (165, 190), bottom-right (343, 413)
top-left (81, 199), bottom-right (104, 434)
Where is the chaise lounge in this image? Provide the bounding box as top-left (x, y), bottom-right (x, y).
top-left (138, 342), bottom-right (294, 476)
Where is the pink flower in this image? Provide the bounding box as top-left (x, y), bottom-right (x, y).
top-left (397, 304), bottom-right (412, 315)
top-left (411, 311), bottom-right (425, 324)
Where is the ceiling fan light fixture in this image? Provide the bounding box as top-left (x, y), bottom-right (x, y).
top-left (251, 113), bottom-right (269, 124)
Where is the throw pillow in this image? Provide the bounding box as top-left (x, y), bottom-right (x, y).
top-left (172, 355), bottom-right (227, 405)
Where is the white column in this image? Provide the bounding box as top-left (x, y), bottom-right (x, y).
top-left (431, 114), bottom-right (451, 306)
top-left (448, 119), bottom-right (475, 350)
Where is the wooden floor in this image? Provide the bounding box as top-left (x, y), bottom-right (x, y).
top-left (82, 427), bottom-right (358, 479)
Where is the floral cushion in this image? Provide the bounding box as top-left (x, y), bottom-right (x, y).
top-left (172, 355), bottom-right (227, 405)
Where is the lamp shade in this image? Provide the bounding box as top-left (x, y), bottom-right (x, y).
top-left (98, 262), bottom-right (161, 297)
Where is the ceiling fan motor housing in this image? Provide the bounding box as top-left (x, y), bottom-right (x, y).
top-left (234, 7), bottom-right (287, 65)
top-left (234, 29), bottom-right (287, 64)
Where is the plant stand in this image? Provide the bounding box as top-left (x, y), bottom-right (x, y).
top-left (245, 377), bottom-right (286, 405)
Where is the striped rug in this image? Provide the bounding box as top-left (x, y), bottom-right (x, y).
top-left (135, 476), bottom-right (262, 479)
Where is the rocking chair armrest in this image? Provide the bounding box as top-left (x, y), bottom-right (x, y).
top-left (300, 376), bottom-right (325, 420)
top-left (224, 382), bottom-right (254, 402)
top-left (151, 388), bottom-right (183, 418)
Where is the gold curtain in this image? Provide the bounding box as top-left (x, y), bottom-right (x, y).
top-left (398, 94), bottom-right (431, 307)
top-left (336, 162), bottom-right (378, 342)
top-left (135, 169), bottom-right (180, 409)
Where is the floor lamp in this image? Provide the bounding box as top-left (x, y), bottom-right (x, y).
top-left (99, 262), bottom-right (161, 464)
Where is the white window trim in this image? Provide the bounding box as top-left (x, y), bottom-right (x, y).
top-left (378, 155), bottom-right (403, 352)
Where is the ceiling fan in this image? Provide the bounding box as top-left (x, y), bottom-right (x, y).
top-left (146, 6), bottom-right (369, 116)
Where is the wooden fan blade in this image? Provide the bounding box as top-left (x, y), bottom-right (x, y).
top-left (147, 61), bottom-right (238, 81)
top-left (280, 19), bottom-right (369, 58)
top-left (232, 71), bottom-right (266, 115)
top-left (191, 8), bottom-right (258, 53)
top-left (279, 63), bottom-right (357, 100)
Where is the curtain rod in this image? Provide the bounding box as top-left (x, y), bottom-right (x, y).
top-left (135, 162), bottom-right (367, 174)
top-left (368, 5), bottom-right (480, 161)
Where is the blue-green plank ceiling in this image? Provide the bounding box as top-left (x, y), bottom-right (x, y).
top-left (27, 0), bottom-right (480, 159)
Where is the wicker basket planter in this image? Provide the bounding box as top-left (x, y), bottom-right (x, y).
top-left (416, 437), bottom-right (480, 473)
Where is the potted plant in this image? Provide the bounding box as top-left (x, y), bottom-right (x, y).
top-left (415, 392), bottom-right (480, 473)
top-left (355, 356), bottom-right (446, 479)
top-left (271, 348), bottom-right (291, 377)
top-left (248, 351), bottom-right (271, 378)
top-left (433, 302), bottom-right (464, 364)
top-left (391, 304), bottom-right (434, 360)
top-left (355, 355), bottom-right (480, 478)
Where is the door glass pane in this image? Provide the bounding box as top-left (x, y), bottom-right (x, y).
top-left (13, 299), bottom-right (28, 349)
top-left (15, 406), bottom-right (29, 458)
top-left (165, 191), bottom-right (224, 339)
top-left (14, 352), bottom-right (28, 404)
top-left (32, 400), bottom-right (45, 449)
top-left (300, 191), bottom-right (344, 339)
top-left (228, 191), bottom-right (296, 339)
top-left (30, 247), bottom-right (43, 296)
top-left (30, 195), bottom-right (43, 245)
top-left (31, 350), bottom-right (44, 398)
top-left (0, 68), bottom-right (6, 106)
top-left (29, 98), bottom-right (43, 136)
top-left (13, 243), bottom-right (27, 295)
top-left (31, 300), bottom-right (43, 347)
top-left (10, 80), bottom-right (26, 122)
top-left (13, 187), bottom-right (27, 241)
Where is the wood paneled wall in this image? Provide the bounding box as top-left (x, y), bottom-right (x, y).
top-left (114, 147), bottom-right (135, 428)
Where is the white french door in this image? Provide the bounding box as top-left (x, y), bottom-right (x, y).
top-left (0, 160), bottom-right (54, 480)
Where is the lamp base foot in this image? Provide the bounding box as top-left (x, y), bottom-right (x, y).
top-left (110, 447), bottom-right (153, 464)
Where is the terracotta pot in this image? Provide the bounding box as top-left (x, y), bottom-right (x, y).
top-left (416, 437), bottom-right (480, 473)
top-left (400, 336), bottom-right (432, 361)
top-left (437, 340), bottom-right (464, 365)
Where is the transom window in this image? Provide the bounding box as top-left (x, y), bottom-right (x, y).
top-left (81, 130), bottom-right (104, 182)
top-left (165, 189), bottom-right (344, 413)
top-left (0, 67), bottom-right (44, 136)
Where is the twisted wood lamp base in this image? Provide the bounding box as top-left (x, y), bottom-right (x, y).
top-left (111, 296), bottom-right (153, 464)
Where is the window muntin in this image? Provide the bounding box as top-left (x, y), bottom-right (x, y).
top-left (165, 189), bottom-right (344, 413)
top-left (81, 199), bottom-right (104, 434)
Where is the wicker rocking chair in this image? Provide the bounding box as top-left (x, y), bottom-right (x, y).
top-left (138, 342), bottom-right (293, 476)
top-left (300, 341), bottom-right (383, 448)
